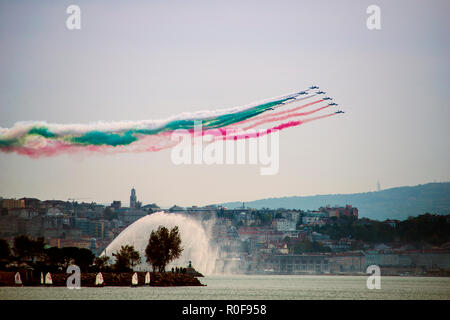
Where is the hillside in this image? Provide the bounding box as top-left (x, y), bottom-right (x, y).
top-left (218, 182), bottom-right (450, 220)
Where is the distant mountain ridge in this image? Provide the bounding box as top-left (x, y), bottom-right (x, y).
top-left (217, 182), bottom-right (450, 221)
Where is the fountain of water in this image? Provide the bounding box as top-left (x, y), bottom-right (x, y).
top-left (102, 212), bottom-right (219, 274)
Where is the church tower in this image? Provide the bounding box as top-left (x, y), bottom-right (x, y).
top-left (130, 187), bottom-right (137, 209)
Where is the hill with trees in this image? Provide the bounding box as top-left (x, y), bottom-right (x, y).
top-left (218, 182), bottom-right (450, 220)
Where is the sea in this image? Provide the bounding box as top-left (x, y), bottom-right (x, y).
top-left (1, 275), bottom-right (449, 300)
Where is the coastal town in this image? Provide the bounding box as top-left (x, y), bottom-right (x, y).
top-left (1, 188), bottom-right (450, 276)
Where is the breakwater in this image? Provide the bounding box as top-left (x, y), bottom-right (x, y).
top-left (0, 271), bottom-right (204, 287)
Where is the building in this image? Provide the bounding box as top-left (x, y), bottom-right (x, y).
top-left (123, 209), bottom-right (147, 224)
top-left (89, 221), bottom-right (105, 239)
top-left (321, 205), bottom-right (358, 219)
top-left (301, 211), bottom-right (327, 225)
top-left (237, 227), bottom-right (283, 242)
top-left (168, 205), bottom-right (185, 213)
top-left (329, 252), bottom-right (366, 273)
top-left (74, 218), bottom-right (90, 235)
top-left (90, 238), bottom-right (98, 256)
top-left (274, 219), bottom-right (296, 232)
top-left (142, 203), bottom-right (161, 212)
top-left (111, 201), bottom-right (121, 211)
top-left (130, 188), bottom-right (137, 209)
top-left (20, 198), bottom-right (41, 209)
top-left (288, 211), bottom-right (301, 224)
top-left (365, 249), bottom-right (450, 273)
top-left (272, 254), bottom-right (331, 274)
top-left (1, 198), bottom-right (25, 209)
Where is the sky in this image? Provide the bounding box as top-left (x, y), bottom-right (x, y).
top-left (0, 0), bottom-right (449, 207)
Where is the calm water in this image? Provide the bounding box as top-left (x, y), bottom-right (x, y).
top-left (1, 275), bottom-right (449, 300)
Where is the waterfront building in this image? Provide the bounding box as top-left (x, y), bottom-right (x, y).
top-left (272, 254), bottom-right (331, 274)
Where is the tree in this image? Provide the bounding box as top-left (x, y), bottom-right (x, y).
top-left (0, 239), bottom-right (11, 262)
top-left (313, 213), bottom-right (450, 246)
top-left (293, 240), bottom-right (331, 254)
top-left (112, 245), bottom-right (141, 272)
top-left (59, 247), bottom-right (95, 271)
top-left (145, 226), bottom-right (183, 272)
top-left (13, 235), bottom-right (33, 261)
top-left (259, 213), bottom-right (272, 226)
top-left (31, 237), bottom-right (45, 262)
top-left (74, 248), bottom-right (95, 272)
top-left (13, 235), bottom-right (45, 263)
top-left (94, 255), bottom-right (110, 271)
top-left (45, 247), bottom-right (64, 266)
top-left (61, 247), bottom-right (79, 266)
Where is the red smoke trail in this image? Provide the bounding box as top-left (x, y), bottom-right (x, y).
top-left (212, 113), bottom-right (336, 141)
top-left (10, 141), bottom-right (82, 158)
top-left (242, 105), bottom-right (330, 131)
top-left (256, 99), bottom-right (324, 119)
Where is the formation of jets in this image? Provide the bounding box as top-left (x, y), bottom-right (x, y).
top-left (277, 87), bottom-right (345, 115)
top-left (308, 86), bottom-right (344, 114)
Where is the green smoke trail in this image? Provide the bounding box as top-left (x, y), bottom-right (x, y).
top-left (0, 96), bottom-right (292, 148)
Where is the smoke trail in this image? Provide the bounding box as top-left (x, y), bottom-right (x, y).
top-left (0, 91), bottom-right (301, 143)
top-left (201, 113), bottom-right (337, 142)
top-left (223, 113), bottom-right (337, 140)
top-left (225, 99), bottom-right (323, 129)
top-left (0, 88), bottom-right (341, 157)
top-left (242, 105), bottom-right (330, 131)
top-left (255, 99), bottom-right (323, 120)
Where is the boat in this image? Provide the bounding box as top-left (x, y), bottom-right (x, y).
top-left (14, 272), bottom-right (22, 285)
top-left (45, 272), bottom-right (53, 285)
top-left (95, 272), bottom-right (104, 286)
top-left (131, 272), bottom-right (138, 286)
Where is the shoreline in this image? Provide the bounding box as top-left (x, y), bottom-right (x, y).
top-left (0, 271), bottom-right (205, 287)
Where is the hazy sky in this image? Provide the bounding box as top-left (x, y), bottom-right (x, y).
top-left (1, 0), bottom-right (449, 207)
